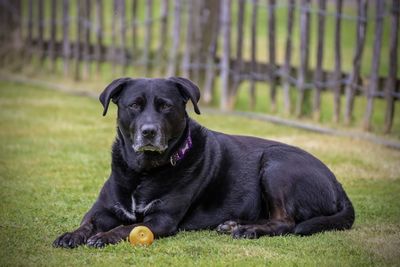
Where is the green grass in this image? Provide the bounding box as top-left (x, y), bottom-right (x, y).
top-left (1, 81), bottom-right (400, 266)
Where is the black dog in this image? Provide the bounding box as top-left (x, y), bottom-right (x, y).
top-left (53, 77), bottom-right (355, 248)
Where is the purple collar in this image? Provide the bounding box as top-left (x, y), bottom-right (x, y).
top-left (170, 128), bottom-right (192, 166)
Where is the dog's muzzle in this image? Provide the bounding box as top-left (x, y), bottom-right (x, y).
top-left (132, 124), bottom-right (167, 153)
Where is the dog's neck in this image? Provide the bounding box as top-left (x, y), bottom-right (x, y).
top-left (169, 127), bottom-right (192, 166)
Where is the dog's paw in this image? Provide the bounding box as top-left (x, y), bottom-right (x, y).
top-left (232, 226), bottom-right (258, 239)
top-left (216, 220), bottom-right (239, 234)
top-left (53, 231), bottom-right (87, 248)
top-left (87, 232), bottom-right (121, 248)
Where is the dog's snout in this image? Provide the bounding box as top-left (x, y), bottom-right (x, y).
top-left (141, 124), bottom-right (157, 139)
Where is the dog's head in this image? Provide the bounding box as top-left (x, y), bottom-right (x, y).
top-left (99, 77), bottom-right (200, 166)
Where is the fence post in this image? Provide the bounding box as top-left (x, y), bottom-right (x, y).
top-left (74, 0), bottom-right (83, 80)
top-left (82, 0), bottom-right (91, 79)
top-left (38, 0), bottom-right (45, 66)
top-left (181, 0), bottom-right (195, 78)
top-left (344, 0), bottom-right (368, 125)
top-left (249, 0), bottom-right (258, 110)
top-left (268, 0), bottom-right (277, 112)
top-left (203, 2), bottom-right (221, 104)
top-left (195, 0), bottom-right (220, 93)
top-left (26, 0), bottom-right (34, 63)
top-left (143, 0), bottom-right (153, 76)
top-left (384, 0), bottom-right (399, 133)
top-left (229, 0), bottom-right (245, 108)
top-left (363, 0), bottom-right (385, 131)
top-left (95, 0), bottom-right (103, 75)
top-left (157, 0), bottom-right (169, 74)
top-left (191, 0), bottom-right (204, 84)
top-left (62, 0), bottom-right (70, 76)
top-left (296, 0), bottom-right (311, 117)
top-left (111, 0), bottom-right (116, 76)
top-left (119, 0), bottom-right (127, 74)
top-left (220, 0), bottom-right (231, 111)
top-left (313, 0), bottom-right (326, 121)
top-left (49, 0), bottom-right (57, 72)
top-left (132, 0), bottom-right (138, 63)
top-left (166, 0), bottom-right (182, 77)
top-left (282, 0), bottom-right (295, 115)
top-left (333, 0), bottom-right (343, 123)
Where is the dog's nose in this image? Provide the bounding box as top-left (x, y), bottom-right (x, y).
top-left (141, 124), bottom-right (157, 139)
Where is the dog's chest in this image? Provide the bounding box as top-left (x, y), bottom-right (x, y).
top-left (113, 190), bottom-right (162, 223)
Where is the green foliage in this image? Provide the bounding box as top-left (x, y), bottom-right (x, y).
top-left (1, 81), bottom-right (399, 266)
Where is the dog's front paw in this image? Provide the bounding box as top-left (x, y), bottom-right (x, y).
top-left (87, 232), bottom-right (122, 248)
top-left (232, 226), bottom-right (258, 239)
top-left (216, 220), bottom-right (239, 234)
top-left (53, 231), bottom-right (87, 248)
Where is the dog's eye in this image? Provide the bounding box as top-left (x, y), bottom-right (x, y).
top-left (129, 103), bottom-right (141, 110)
top-left (160, 103), bottom-right (172, 111)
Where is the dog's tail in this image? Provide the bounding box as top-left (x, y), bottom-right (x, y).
top-left (293, 194), bottom-right (355, 236)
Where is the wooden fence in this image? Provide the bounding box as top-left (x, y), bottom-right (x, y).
top-left (0, 0), bottom-right (399, 133)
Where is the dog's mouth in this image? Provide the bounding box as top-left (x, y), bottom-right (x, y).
top-left (132, 144), bottom-right (168, 153)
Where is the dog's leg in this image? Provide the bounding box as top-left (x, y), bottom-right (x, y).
top-left (218, 165), bottom-right (297, 239)
top-left (231, 218), bottom-right (295, 239)
top-left (53, 219), bottom-right (95, 248)
top-left (53, 208), bottom-right (122, 248)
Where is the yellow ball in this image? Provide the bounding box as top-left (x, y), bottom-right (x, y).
top-left (129, 226), bottom-right (154, 246)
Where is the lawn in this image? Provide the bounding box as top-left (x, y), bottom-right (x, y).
top-left (0, 80), bottom-right (399, 266)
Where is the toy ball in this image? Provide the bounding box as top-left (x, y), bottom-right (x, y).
top-left (129, 226), bottom-right (154, 246)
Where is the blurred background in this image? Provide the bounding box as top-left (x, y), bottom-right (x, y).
top-left (0, 0), bottom-right (399, 137)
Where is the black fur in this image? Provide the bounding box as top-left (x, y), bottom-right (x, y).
top-left (53, 77), bottom-right (355, 248)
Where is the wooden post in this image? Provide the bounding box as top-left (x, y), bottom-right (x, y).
top-left (191, 0), bottom-right (204, 84)
top-left (83, 0), bottom-right (91, 79)
top-left (363, 0), bottom-right (385, 131)
top-left (249, 0), bottom-right (258, 110)
top-left (74, 0), bottom-right (82, 81)
top-left (131, 0), bottom-right (138, 60)
top-left (268, 0), bottom-right (277, 112)
top-left (111, 0), bottom-right (117, 76)
top-left (194, 0), bottom-right (220, 90)
top-left (344, 0), bottom-right (368, 125)
top-left (312, 0), bottom-right (326, 121)
top-left (62, 0), bottom-right (70, 76)
top-left (181, 0), bottom-right (195, 78)
top-left (384, 0), bottom-right (399, 133)
top-left (333, 0), bottom-right (343, 123)
top-left (203, 2), bottom-right (221, 104)
top-left (282, 0), bottom-right (295, 115)
top-left (49, 0), bottom-right (57, 72)
top-left (157, 0), bottom-right (169, 73)
top-left (143, 0), bottom-right (153, 76)
top-left (229, 0), bottom-right (245, 108)
top-left (167, 0), bottom-right (182, 77)
top-left (9, 0), bottom-right (22, 69)
top-left (27, 0), bottom-right (34, 62)
top-left (119, 0), bottom-right (127, 74)
top-left (0, 0), bottom-right (6, 46)
top-left (220, 0), bottom-right (231, 111)
top-left (95, 0), bottom-right (103, 75)
top-left (38, 0), bottom-right (45, 65)
top-left (296, 0), bottom-right (311, 117)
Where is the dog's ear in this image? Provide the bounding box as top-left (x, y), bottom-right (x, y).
top-left (99, 77), bottom-right (132, 116)
top-left (167, 77), bottom-right (201, 115)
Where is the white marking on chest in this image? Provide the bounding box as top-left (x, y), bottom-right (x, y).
top-left (114, 195), bottom-right (137, 221)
